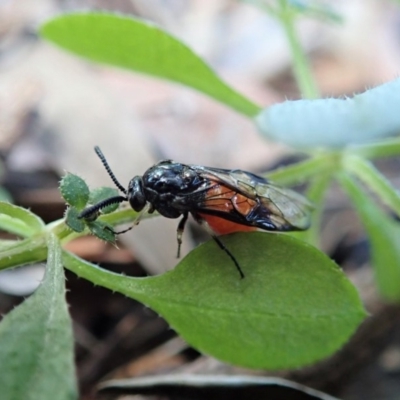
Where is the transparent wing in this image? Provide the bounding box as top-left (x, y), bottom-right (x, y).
top-left (195, 167), bottom-right (313, 231)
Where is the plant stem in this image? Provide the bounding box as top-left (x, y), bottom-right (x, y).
top-left (0, 235), bottom-right (48, 270)
top-left (241, 0), bottom-right (277, 16)
top-left (266, 153), bottom-right (337, 186)
top-left (350, 138), bottom-right (400, 159)
top-left (302, 172), bottom-right (332, 247)
top-left (278, 1), bottom-right (319, 99)
top-left (62, 250), bottom-right (146, 296)
top-left (343, 154), bottom-right (400, 217)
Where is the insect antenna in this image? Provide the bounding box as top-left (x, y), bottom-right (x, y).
top-left (94, 146), bottom-right (127, 194)
top-left (78, 195), bottom-right (127, 220)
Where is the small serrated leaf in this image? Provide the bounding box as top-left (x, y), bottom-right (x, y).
top-left (60, 173), bottom-right (90, 209)
top-left (65, 207), bottom-right (86, 233)
top-left (89, 187), bottom-right (120, 214)
top-left (88, 220), bottom-right (115, 242)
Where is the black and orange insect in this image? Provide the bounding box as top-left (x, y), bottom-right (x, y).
top-left (79, 147), bottom-right (313, 278)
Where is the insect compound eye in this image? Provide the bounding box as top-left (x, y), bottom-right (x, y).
top-left (127, 176), bottom-right (146, 211)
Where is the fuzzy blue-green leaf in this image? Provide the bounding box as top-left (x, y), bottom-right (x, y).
top-left (0, 234), bottom-right (78, 400)
top-left (0, 201), bottom-right (45, 237)
top-left (40, 13), bottom-right (260, 117)
top-left (60, 173), bottom-right (89, 209)
top-left (256, 78), bottom-right (400, 149)
top-left (339, 173), bottom-right (400, 302)
top-left (63, 232), bottom-right (366, 369)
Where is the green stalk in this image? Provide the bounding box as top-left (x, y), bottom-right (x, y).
top-left (350, 138), bottom-right (400, 159)
top-left (0, 202), bottom-right (158, 271)
top-left (278, 1), bottom-right (319, 99)
top-left (62, 251), bottom-right (146, 297)
top-left (301, 172), bottom-right (331, 247)
top-left (0, 235), bottom-right (48, 270)
top-left (343, 154), bottom-right (400, 217)
top-left (266, 153), bottom-right (337, 186)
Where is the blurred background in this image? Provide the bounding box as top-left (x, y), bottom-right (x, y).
top-left (1, 0), bottom-right (400, 399)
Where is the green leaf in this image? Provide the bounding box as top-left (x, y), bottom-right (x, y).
top-left (63, 232), bottom-right (366, 369)
top-left (40, 13), bottom-right (261, 117)
top-left (256, 78), bottom-right (400, 149)
top-left (338, 173), bottom-right (400, 302)
top-left (89, 186), bottom-right (119, 214)
top-left (88, 220), bottom-right (115, 242)
top-left (0, 202), bottom-right (45, 237)
top-left (60, 173), bottom-right (90, 209)
top-left (65, 206), bottom-right (86, 233)
top-left (0, 234), bottom-right (78, 400)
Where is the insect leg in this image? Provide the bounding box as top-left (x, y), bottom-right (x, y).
top-left (106, 203), bottom-right (150, 235)
top-left (212, 235), bottom-right (245, 279)
top-left (176, 212), bottom-right (189, 258)
top-left (106, 225), bottom-right (134, 235)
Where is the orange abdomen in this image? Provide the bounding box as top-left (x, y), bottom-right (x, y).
top-left (198, 213), bottom-right (257, 235)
